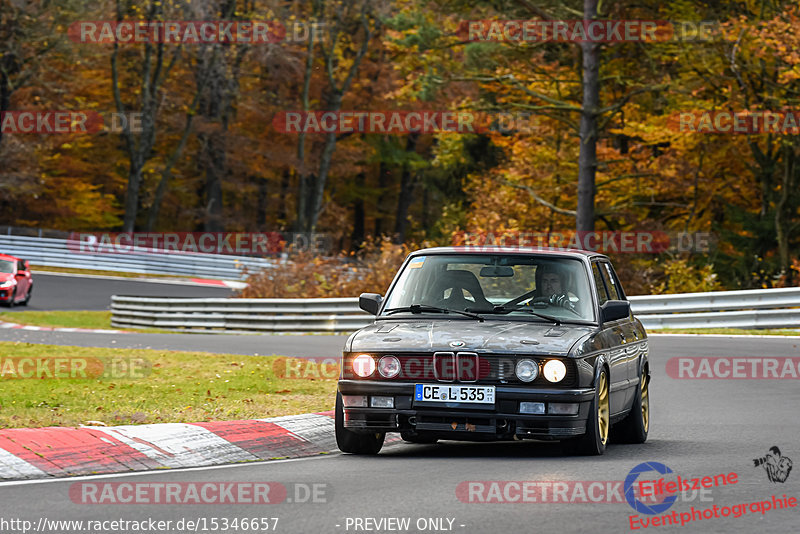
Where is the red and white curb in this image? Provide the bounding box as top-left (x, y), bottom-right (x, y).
top-left (0, 320), bottom-right (127, 334)
top-left (33, 270), bottom-right (247, 290)
top-left (0, 411), bottom-right (398, 480)
top-left (189, 278), bottom-right (248, 290)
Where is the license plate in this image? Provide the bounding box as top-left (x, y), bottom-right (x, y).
top-left (415, 384), bottom-right (495, 404)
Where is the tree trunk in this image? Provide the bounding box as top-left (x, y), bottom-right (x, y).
top-left (576, 0), bottom-right (600, 233)
top-left (145, 80), bottom-right (208, 231)
top-left (257, 177), bottom-right (268, 230)
top-left (374, 158), bottom-right (390, 236)
top-left (0, 68), bottom-right (10, 149)
top-left (775, 143), bottom-right (794, 281)
top-left (351, 171), bottom-right (365, 249)
top-left (294, 27), bottom-right (316, 233)
top-left (278, 168), bottom-right (290, 228)
top-left (122, 159), bottom-right (145, 232)
top-left (201, 131), bottom-right (225, 232)
top-left (394, 133), bottom-right (419, 243)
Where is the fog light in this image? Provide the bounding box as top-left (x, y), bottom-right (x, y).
top-left (352, 354), bottom-right (376, 377)
top-left (543, 360), bottom-right (567, 383)
top-left (342, 395), bottom-right (368, 407)
top-left (515, 359), bottom-right (539, 382)
top-left (519, 402), bottom-right (545, 414)
top-left (370, 396), bottom-right (394, 408)
top-left (548, 403), bottom-right (579, 415)
top-left (378, 356), bottom-right (401, 378)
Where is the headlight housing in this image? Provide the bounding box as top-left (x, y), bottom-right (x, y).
top-left (0, 281), bottom-right (13, 288)
top-left (352, 354), bottom-right (376, 377)
top-left (377, 356), bottom-right (401, 378)
top-left (543, 360), bottom-right (567, 383)
top-left (515, 359), bottom-right (539, 382)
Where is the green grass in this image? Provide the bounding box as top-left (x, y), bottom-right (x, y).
top-left (0, 310), bottom-right (180, 334)
top-left (0, 310), bottom-right (113, 330)
top-left (650, 328), bottom-right (800, 336)
top-left (0, 342), bottom-right (337, 428)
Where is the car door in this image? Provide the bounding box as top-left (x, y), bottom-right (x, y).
top-left (591, 260), bottom-right (628, 415)
top-left (598, 260), bottom-right (640, 408)
top-left (15, 259), bottom-right (30, 299)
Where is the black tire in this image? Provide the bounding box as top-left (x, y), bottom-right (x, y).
top-left (20, 285), bottom-right (31, 306)
top-left (400, 431), bottom-right (438, 444)
top-left (335, 392), bottom-right (384, 455)
top-left (566, 367), bottom-right (609, 456)
top-left (4, 288), bottom-right (15, 308)
top-left (614, 370), bottom-right (649, 444)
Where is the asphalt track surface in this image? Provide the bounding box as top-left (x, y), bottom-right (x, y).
top-left (0, 335), bottom-right (799, 533)
top-left (0, 327), bottom-right (347, 358)
top-left (6, 272), bottom-right (233, 311)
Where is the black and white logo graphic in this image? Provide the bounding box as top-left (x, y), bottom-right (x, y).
top-left (753, 446), bottom-right (793, 483)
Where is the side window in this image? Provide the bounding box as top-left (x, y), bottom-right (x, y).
top-left (17, 260), bottom-right (25, 272)
top-left (601, 262), bottom-right (624, 300)
top-left (592, 262), bottom-right (609, 305)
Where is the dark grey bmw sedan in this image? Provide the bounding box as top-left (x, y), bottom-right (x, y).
top-left (336, 246), bottom-right (650, 456)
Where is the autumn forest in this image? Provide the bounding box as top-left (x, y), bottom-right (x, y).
top-left (1, 0), bottom-right (799, 295)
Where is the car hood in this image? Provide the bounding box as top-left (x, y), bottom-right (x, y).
top-left (349, 319), bottom-right (596, 357)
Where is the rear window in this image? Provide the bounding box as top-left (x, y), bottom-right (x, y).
top-left (601, 262), bottom-right (621, 300)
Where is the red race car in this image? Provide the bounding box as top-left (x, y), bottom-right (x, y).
top-left (0, 254), bottom-right (32, 307)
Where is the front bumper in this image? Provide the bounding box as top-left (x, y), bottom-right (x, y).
top-left (338, 379), bottom-right (594, 440)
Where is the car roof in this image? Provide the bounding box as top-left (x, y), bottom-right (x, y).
top-left (407, 246), bottom-right (609, 261)
top-left (0, 253), bottom-right (20, 262)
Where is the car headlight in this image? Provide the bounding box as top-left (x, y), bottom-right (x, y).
top-left (352, 354), bottom-right (376, 377)
top-left (515, 359), bottom-right (539, 382)
top-left (543, 360), bottom-right (567, 383)
top-left (378, 356), bottom-right (401, 378)
top-left (0, 281), bottom-right (13, 288)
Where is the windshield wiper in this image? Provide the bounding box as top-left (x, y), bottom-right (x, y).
top-left (384, 304), bottom-right (484, 321)
top-left (466, 305), bottom-right (562, 325)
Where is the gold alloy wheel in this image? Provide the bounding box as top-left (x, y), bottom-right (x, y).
top-left (641, 374), bottom-right (650, 433)
top-left (598, 371), bottom-right (610, 445)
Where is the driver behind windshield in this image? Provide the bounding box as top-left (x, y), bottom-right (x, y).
top-left (535, 263), bottom-right (579, 312)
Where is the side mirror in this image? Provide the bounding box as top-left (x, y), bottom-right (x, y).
top-left (601, 300), bottom-right (631, 323)
top-left (359, 293), bottom-right (383, 315)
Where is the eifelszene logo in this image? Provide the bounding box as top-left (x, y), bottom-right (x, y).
top-left (625, 462), bottom-right (678, 515)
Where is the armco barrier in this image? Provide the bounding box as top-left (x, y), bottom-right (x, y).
top-left (111, 296), bottom-right (370, 333)
top-left (0, 234), bottom-right (275, 280)
top-left (111, 288), bottom-right (800, 333)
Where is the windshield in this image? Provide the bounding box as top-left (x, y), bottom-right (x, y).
top-left (0, 260), bottom-right (15, 274)
top-left (382, 254), bottom-right (595, 322)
